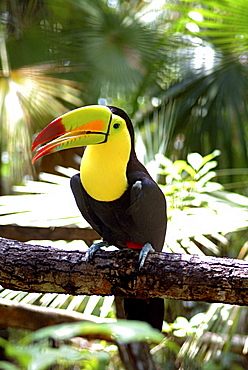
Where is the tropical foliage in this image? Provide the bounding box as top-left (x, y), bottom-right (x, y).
top-left (1, 0), bottom-right (248, 189)
top-left (0, 0), bottom-right (248, 368)
top-left (0, 0), bottom-right (167, 192)
top-left (137, 0), bottom-right (248, 183)
top-left (0, 321), bottom-right (163, 370)
top-left (0, 150), bottom-right (248, 368)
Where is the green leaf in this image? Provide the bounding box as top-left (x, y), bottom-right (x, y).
top-left (173, 160), bottom-right (196, 178)
top-left (187, 152), bottom-right (203, 171)
top-left (189, 313), bottom-right (206, 327)
top-left (0, 362), bottom-right (19, 370)
top-left (195, 161), bottom-right (218, 179)
top-left (201, 150), bottom-right (221, 166)
top-left (24, 320), bottom-right (163, 345)
top-left (195, 171), bottom-right (217, 188)
top-left (2, 343), bottom-right (88, 370)
top-left (0, 338), bottom-right (32, 369)
top-left (27, 345), bottom-right (86, 370)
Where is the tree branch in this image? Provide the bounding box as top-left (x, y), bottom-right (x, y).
top-left (0, 237), bottom-right (248, 305)
top-left (0, 298), bottom-right (114, 331)
top-left (0, 225), bottom-right (100, 242)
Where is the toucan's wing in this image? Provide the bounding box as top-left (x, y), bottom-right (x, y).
top-left (127, 174), bottom-right (167, 252)
top-left (70, 173), bottom-right (104, 237)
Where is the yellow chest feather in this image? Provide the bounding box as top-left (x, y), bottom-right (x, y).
top-left (80, 138), bottom-right (130, 202)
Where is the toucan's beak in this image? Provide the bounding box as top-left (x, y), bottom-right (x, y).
top-left (31, 105), bottom-right (112, 163)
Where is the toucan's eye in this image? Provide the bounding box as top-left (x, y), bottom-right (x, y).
top-left (113, 123), bottom-right (121, 129)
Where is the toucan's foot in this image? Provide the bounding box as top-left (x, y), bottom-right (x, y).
top-left (85, 241), bottom-right (109, 264)
top-left (138, 243), bottom-right (155, 269)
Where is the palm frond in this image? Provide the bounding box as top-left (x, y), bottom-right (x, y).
top-left (156, 151), bottom-right (248, 256)
top-left (177, 0), bottom-right (248, 55)
top-left (139, 58), bottom-right (248, 171)
top-left (1, 158), bottom-right (247, 257)
top-left (178, 303), bottom-right (248, 368)
top-left (142, 0), bottom-right (248, 172)
top-left (0, 64), bottom-right (83, 191)
top-left (0, 167), bottom-right (84, 227)
top-left (135, 99), bottom-right (176, 167)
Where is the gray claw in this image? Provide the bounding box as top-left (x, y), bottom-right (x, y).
top-left (138, 243), bottom-right (155, 269)
top-left (85, 241), bottom-right (109, 263)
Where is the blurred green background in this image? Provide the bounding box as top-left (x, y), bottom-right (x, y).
top-left (0, 0), bottom-right (248, 369)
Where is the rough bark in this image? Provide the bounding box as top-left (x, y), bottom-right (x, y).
top-left (0, 237), bottom-right (248, 305)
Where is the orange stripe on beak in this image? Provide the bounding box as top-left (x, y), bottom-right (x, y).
top-left (77, 120), bottom-right (105, 132)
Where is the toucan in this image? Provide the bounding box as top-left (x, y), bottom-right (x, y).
top-left (32, 105), bottom-right (167, 331)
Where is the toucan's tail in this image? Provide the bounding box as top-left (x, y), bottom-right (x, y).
top-left (124, 297), bottom-right (164, 331)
